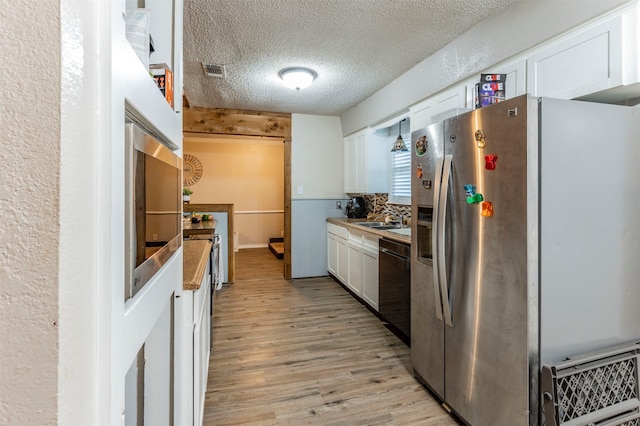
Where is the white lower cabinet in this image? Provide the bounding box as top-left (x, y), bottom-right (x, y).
top-left (327, 223), bottom-right (348, 283)
top-left (327, 222), bottom-right (380, 311)
top-left (327, 232), bottom-right (338, 276)
top-left (346, 229), bottom-right (364, 296)
top-left (181, 261), bottom-right (211, 426)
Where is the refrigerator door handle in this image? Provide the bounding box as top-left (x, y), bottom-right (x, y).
top-left (438, 155), bottom-right (453, 327)
top-left (432, 157), bottom-right (444, 321)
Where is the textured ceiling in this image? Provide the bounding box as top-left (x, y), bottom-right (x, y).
top-left (183, 0), bottom-right (516, 116)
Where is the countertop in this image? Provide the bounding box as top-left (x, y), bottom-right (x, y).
top-left (183, 218), bottom-right (217, 232)
top-left (326, 217), bottom-right (411, 245)
top-left (183, 240), bottom-right (212, 291)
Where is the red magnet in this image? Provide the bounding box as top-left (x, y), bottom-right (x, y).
top-left (416, 164), bottom-right (423, 179)
top-left (481, 201), bottom-right (494, 217)
top-left (485, 154), bottom-right (498, 170)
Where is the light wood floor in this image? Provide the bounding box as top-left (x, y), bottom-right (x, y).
top-left (203, 248), bottom-right (462, 425)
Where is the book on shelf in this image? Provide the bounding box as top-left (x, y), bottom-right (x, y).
top-left (150, 63), bottom-right (174, 109)
top-left (475, 73), bottom-right (506, 108)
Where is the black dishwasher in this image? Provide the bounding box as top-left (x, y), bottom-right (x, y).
top-left (379, 238), bottom-right (411, 340)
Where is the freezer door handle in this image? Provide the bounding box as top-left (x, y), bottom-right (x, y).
top-left (438, 155), bottom-right (453, 327)
top-left (432, 157), bottom-right (444, 321)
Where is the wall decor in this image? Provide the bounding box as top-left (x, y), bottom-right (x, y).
top-left (183, 154), bottom-right (203, 186)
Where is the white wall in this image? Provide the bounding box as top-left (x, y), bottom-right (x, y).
top-left (340, 0), bottom-right (631, 135)
top-left (291, 114), bottom-right (345, 199)
top-left (290, 114), bottom-right (346, 277)
top-left (0, 1), bottom-right (61, 424)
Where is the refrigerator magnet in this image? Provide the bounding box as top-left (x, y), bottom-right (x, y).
top-left (464, 184), bottom-right (476, 197)
top-left (481, 201), bottom-right (494, 217)
top-left (475, 129), bottom-right (486, 148)
top-left (485, 154), bottom-right (498, 170)
top-left (415, 135), bottom-right (427, 156)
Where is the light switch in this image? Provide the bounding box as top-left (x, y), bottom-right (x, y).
top-left (297, 185), bottom-right (304, 194)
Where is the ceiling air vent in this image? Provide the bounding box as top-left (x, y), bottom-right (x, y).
top-left (202, 63), bottom-right (225, 78)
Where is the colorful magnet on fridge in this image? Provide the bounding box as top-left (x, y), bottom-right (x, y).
top-left (415, 135), bottom-right (428, 157)
top-left (464, 184), bottom-right (476, 197)
top-left (481, 201), bottom-right (494, 217)
top-left (475, 129), bottom-right (486, 148)
top-left (416, 164), bottom-right (423, 178)
top-left (485, 154), bottom-right (498, 170)
top-left (466, 193), bottom-right (484, 204)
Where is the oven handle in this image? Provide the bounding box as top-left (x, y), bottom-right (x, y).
top-left (380, 247), bottom-right (409, 262)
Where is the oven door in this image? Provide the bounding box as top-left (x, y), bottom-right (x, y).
top-left (125, 121), bottom-right (182, 300)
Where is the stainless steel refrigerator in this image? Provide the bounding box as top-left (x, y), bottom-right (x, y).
top-left (410, 94), bottom-right (640, 425)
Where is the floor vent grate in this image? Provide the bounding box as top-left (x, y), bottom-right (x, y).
top-left (542, 342), bottom-right (640, 426)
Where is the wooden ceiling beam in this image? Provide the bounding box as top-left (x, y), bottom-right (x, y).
top-left (183, 106), bottom-right (291, 139)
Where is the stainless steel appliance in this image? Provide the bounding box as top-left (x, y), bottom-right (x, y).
top-left (410, 95), bottom-right (640, 425)
top-left (378, 237), bottom-right (411, 340)
top-left (125, 121), bottom-right (182, 300)
top-left (345, 196), bottom-right (367, 218)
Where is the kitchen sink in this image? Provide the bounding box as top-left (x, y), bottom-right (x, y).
top-left (386, 227), bottom-right (411, 236)
top-left (357, 222), bottom-right (403, 230)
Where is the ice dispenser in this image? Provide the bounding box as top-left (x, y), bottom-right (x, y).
top-left (416, 206), bottom-right (433, 264)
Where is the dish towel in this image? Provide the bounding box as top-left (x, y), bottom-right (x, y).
top-left (213, 234), bottom-right (223, 290)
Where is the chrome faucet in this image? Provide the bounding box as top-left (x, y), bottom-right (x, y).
top-left (386, 212), bottom-right (405, 227)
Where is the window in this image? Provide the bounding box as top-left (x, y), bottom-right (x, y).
top-left (388, 119), bottom-right (411, 205)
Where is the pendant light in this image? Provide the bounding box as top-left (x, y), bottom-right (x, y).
top-left (391, 119), bottom-right (408, 152)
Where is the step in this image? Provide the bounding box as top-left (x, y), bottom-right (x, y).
top-left (268, 237), bottom-right (284, 259)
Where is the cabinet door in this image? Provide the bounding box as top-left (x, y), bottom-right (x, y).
top-left (410, 98), bottom-right (435, 131)
top-left (192, 317), bottom-right (202, 426)
top-left (336, 237), bottom-right (348, 284)
top-left (434, 84), bottom-right (466, 116)
top-left (410, 84), bottom-right (467, 129)
top-left (465, 59), bottom-right (527, 107)
top-left (361, 248), bottom-right (379, 311)
top-left (344, 130), bottom-right (365, 193)
top-left (192, 266), bottom-right (211, 426)
top-left (327, 234), bottom-right (338, 276)
top-left (347, 240), bottom-right (362, 296)
top-left (527, 16), bottom-right (623, 100)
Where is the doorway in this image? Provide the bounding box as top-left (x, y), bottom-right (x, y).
top-left (183, 134), bottom-right (285, 278)
top-left (182, 107), bottom-right (292, 279)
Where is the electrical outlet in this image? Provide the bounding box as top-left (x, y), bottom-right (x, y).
top-left (336, 201), bottom-right (341, 209)
top-left (153, 234), bottom-right (158, 241)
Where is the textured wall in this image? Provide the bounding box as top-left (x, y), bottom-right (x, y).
top-left (0, 1), bottom-right (61, 425)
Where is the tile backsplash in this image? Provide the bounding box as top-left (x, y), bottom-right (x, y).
top-left (362, 193), bottom-right (411, 222)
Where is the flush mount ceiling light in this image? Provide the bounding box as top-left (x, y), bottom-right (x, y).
top-left (278, 67), bottom-right (317, 91)
top-left (391, 119), bottom-right (409, 152)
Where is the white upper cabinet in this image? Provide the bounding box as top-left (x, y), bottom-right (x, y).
top-left (344, 128), bottom-right (388, 194)
top-left (410, 84), bottom-right (467, 131)
top-left (464, 58), bottom-right (527, 108)
top-left (527, 4), bottom-right (639, 103)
